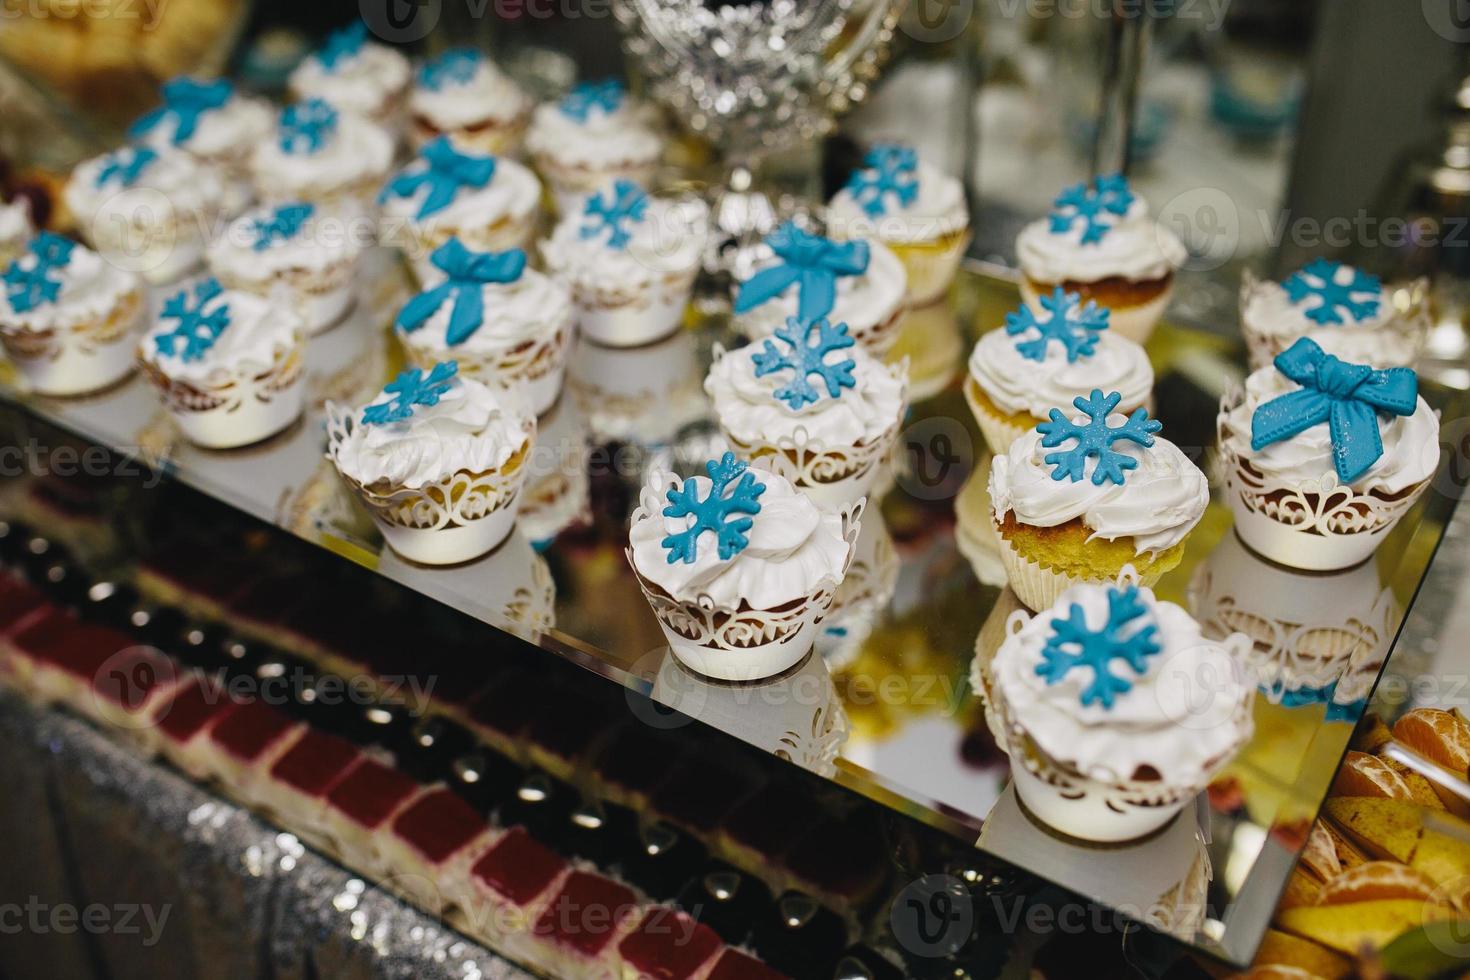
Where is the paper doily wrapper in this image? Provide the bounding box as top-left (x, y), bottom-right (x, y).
top-left (889, 227), bottom-right (972, 307)
top-left (1020, 276), bottom-right (1172, 346)
top-left (0, 285), bottom-right (145, 396)
top-left (216, 257), bottom-right (359, 337)
top-left (530, 152), bottom-right (659, 217)
top-left (564, 268), bottom-right (697, 349)
top-left (400, 318), bottom-right (572, 418)
top-left (410, 111), bottom-right (531, 159)
top-left (1240, 270), bottom-right (1432, 371)
top-left (142, 340), bottom-right (307, 449)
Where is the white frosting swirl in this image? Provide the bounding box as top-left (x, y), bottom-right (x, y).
top-left (628, 465), bottom-right (849, 609)
top-left (140, 286), bottom-right (303, 384)
top-left (398, 266), bottom-right (573, 354)
top-left (526, 99), bottom-right (662, 167)
top-left (0, 239), bottom-right (140, 329)
top-left (411, 58), bottom-right (531, 129)
top-left (65, 147), bottom-right (223, 230)
top-left (990, 415), bottom-right (1208, 554)
top-left (541, 193), bottom-right (706, 292)
top-left (250, 113), bottom-right (393, 203)
top-left (968, 327), bottom-right (1153, 418)
top-left (705, 336), bottom-right (906, 449)
top-left (0, 199), bottom-right (33, 253)
top-left (135, 94), bottom-right (273, 161)
top-left (732, 238), bottom-right (907, 338)
top-left (826, 157), bottom-right (969, 245)
top-left (330, 376), bottom-right (532, 489)
top-left (207, 204), bottom-right (366, 283)
top-left (1220, 361), bottom-right (1439, 494)
top-left (1242, 270), bottom-right (1392, 340)
top-left (993, 582), bottom-right (1252, 787)
top-left (379, 153), bottom-right (539, 231)
top-left (290, 43), bottom-right (410, 119)
top-left (1017, 197), bottom-right (1185, 284)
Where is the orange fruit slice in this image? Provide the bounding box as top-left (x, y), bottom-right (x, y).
top-left (1299, 821), bottom-right (1342, 882)
top-left (1393, 708), bottom-right (1470, 773)
top-left (1331, 751), bottom-right (1441, 808)
top-left (1314, 860), bottom-right (1445, 906)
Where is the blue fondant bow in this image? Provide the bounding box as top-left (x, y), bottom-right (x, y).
top-left (129, 77), bottom-right (233, 145)
top-left (382, 137), bottom-right (497, 220)
top-left (733, 222), bottom-right (869, 324)
top-left (1250, 337), bottom-right (1419, 484)
top-left (560, 79), bottom-right (624, 122)
top-left (396, 239), bottom-right (526, 346)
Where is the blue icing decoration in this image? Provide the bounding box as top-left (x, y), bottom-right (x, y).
top-left (1283, 258), bottom-right (1382, 326)
top-left (362, 361), bottom-right (459, 426)
top-left (579, 180), bottom-right (648, 250)
top-left (419, 47), bottom-right (481, 90)
top-left (1036, 585), bottom-right (1162, 709)
top-left (660, 452), bottom-right (766, 565)
top-left (94, 146), bottom-right (158, 189)
top-left (751, 317), bottom-right (857, 410)
top-left (733, 222), bottom-right (869, 324)
top-left (396, 239), bottom-right (526, 347)
top-left (279, 99), bottom-right (338, 155)
top-left (1250, 337), bottom-right (1418, 485)
top-left (128, 77), bottom-right (233, 145)
top-left (1048, 173), bottom-right (1135, 244)
top-left (250, 203), bottom-right (314, 251)
top-left (3, 233), bottom-right (75, 313)
top-left (1005, 288), bottom-right (1111, 363)
top-left (845, 144), bottom-right (918, 218)
top-left (317, 22), bottom-right (368, 71)
top-left (154, 278), bottom-right (231, 363)
top-left (381, 137), bottom-right (496, 220)
top-left (560, 79), bottom-right (624, 122)
top-left (1038, 389), bottom-right (1161, 486)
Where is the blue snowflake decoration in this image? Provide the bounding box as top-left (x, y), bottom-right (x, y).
top-left (154, 278), bottom-right (231, 362)
top-left (419, 48), bottom-right (480, 91)
top-left (362, 362), bottom-right (459, 426)
top-left (1004, 288), bottom-right (1111, 363)
top-left (579, 180), bottom-right (648, 250)
top-left (249, 203), bottom-right (314, 252)
top-left (279, 99), bottom-right (338, 155)
top-left (845, 144), bottom-right (918, 218)
top-left (1037, 389), bottom-right (1161, 486)
top-left (317, 22), bottom-right (368, 71)
top-left (3, 233), bottom-right (75, 313)
top-left (1048, 173), bottom-right (1135, 244)
top-left (560, 79), bottom-right (624, 122)
top-left (1283, 259), bottom-right (1381, 326)
top-left (94, 146), bottom-right (158, 189)
top-left (751, 317), bottom-right (857, 410)
top-left (1035, 586), bottom-right (1161, 709)
top-left (660, 453), bottom-right (766, 565)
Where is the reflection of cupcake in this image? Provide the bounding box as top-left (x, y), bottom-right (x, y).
top-left (394, 238), bottom-right (572, 416)
top-left (326, 362), bottom-right (535, 565)
top-left (733, 222), bottom-right (907, 357)
top-left (378, 529), bottom-right (556, 637)
top-left (410, 48), bottom-right (533, 156)
top-left (65, 145), bottom-right (224, 284)
top-left (706, 318), bottom-right (907, 509)
top-left (1016, 174), bottom-right (1185, 344)
top-left (965, 289), bottom-right (1154, 454)
top-left (250, 98), bottom-right (394, 218)
top-left (288, 22), bottom-right (411, 132)
top-left (567, 329), bottom-right (705, 443)
top-left (0, 234), bottom-right (145, 395)
top-left (826, 144), bottom-right (970, 306)
top-left (129, 77), bottom-right (272, 212)
top-left (207, 201), bottom-right (364, 335)
top-left (519, 396), bottom-right (591, 547)
top-left (626, 453), bottom-right (860, 681)
top-left (1240, 260), bottom-right (1430, 370)
top-left (1217, 337), bottom-right (1438, 571)
top-left (139, 278), bottom-right (306, 448)
top-left (990, 390), bottom-right (1207, 610)
top-left (986, 577), bottom-right (1253, 842)
top-left (525, 79), bottom-right (663, 215)
top-left (0, 198), bottom-right (33, 267)
top-left (541, 180), bottom-right (706, 349)
top-left (380, 137), bottom-right (540, 281)
top-left (954, 455), bottom-right (1009, 588)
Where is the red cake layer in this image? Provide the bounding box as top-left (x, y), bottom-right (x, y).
top-left (156, 679), bottom-right (237, 743)
top-left (618, 908), bottom-right (722, 980)
top-left (389, 787), bottom-right (486, 865)
top-left (207, 699), bottom-right (296, 762)
top-left (0, 575), bottom-right (50, 634)
top-left (706, 949), bottom-right (789, 980)
top-left (91, 645), bottom-right (174, 708)
top-left (271, 729), bottom-right (360, 796)
top-left (534, 870), bottom-right (639, 958)
top-left (470, 827), bottom-right (566, 907)
top-left (325, 759), bottom-right (421, 830)
top-left (13, 611), bottom-right (132, 679)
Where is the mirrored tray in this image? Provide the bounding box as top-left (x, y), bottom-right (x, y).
top-left (3, 253), bottom-right (1463, 967)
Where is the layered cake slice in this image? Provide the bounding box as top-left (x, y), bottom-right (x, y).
top-left (321, 759), bottom-right (426, 873)
top-left (460, 826), bottom-right (569, 959)
top-left (616, 907), bottom-right (724, 980)
top-left (262, 728), bottom-right (362, 842)
top-left (379, 786), bottom-right (498, 912)
top-left (532, 870), bottom-right (641, 980)
top-left (87, 642), bottom-right (181, 752)
top-left (203, 698), bottom-right (305, 802)
top-left (151, 676), bottom-right (240, 779)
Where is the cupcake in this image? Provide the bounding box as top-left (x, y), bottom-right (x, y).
top-left (567, 329), bottom-right (705, 443)
top-left (1217, 337), bottom-right (1438, 571)
top-left (379, 137), bottom-right (540, 281)
top-left (990, 389), bottom-right (1208, 610)
top-left (288, 21), bottom-right (411, 132)
top-left (733, 222), bottom-right (907, 358)
top-left (250, 98), bottom-right (394, 218)
top-left (0, 197), bottom-right (33, 267)
top-left (826, 143), bottom-right (971, 306)
top-left (128, 76), bottom-right (272, 211)
top-left (965, 289), bottom-right (1154, 453)
top-left (410, 47), bottom-right (533, 156)
top-left (525, 78), bottom-right (663, 215)
top-left (1240, 259), bottom-right (1430, 369)
top-left (138, 277), bottom-right (307, 448)
top-left (706, 317), bottom-right (907, 510)
top-left (326, 362), bottom-right (535, 565)
top-left (540, 179), bottom-right (706, 348)
top-left (983, 577), bottom-right (1253, 842)
top-left (626, 452), bottom-right (860, 681)
top-left (1016, 174), bottom-right (1185, 344)
top-left (0, 233), bottom-right (145, 395)
top-left (65, 144), bottom-right (224, 284)
top-left (207, 201), bottom-right (364, 335)
top-left (394, 238), bottom-right (573, 416)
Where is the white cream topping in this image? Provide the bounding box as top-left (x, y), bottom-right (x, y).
top-left (136, 94), bottom-right (273, 161)
top-left (705, 337), bottom-right (906, 449)
top-left (207, 204), bottom-right (366, 283)
top-left (541, 193), bottom-right (706, 292)
top-left (732, 238), bottom-right (907, 338)
top-left (1220, 362), bottom-right (1439, 494)
top-left (290, 43), bottom-right (410, 119)
top-left (990, 416), bottom-right (1208, 554)
top-left (993, 582), bottom-right (1252, 787)
top-left (379, 153), bottom-right (539, 231)
top-left (398, 266), bottom-right (573, 354)
top-left (250, 113), bottom-right (394, 202)
top-left (1017, 197), bottom-right (1186, 285)
top-left (65, 148), bottom-right (223, 230)
top-left (140, 286), bottom-right (302, 384)
top-left (411, 58), bottom-right (531, 129)
top-left (826, 157), bottom-right (969, 245)
top-left (0, 199), bottom-right (32, 249)
top-left (330, 376), bottom-right (532, 489)
top-left (1241, 269), bottom-right (1392, 340)
top-left (628, 466), bottom-right (849, 610)
top-left (525, 99), bottom-right (663, 167)
top-left (0, 239), bottom-right (140, 329)
top-left (968, 327), bottom-right (1153, 419)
